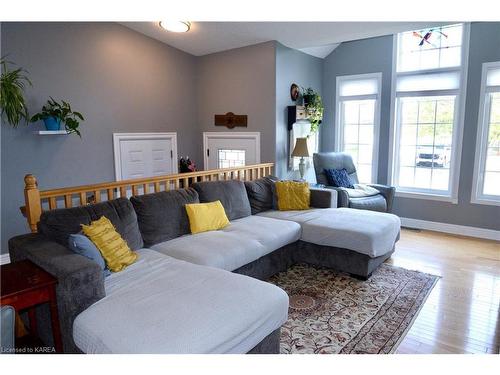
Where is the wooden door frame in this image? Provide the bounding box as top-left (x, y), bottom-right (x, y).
top-left (203, 132), bottom-right (261, 170)
top-left (113, 132), bottom-right (178, 181)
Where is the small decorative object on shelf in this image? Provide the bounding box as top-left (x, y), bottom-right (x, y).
top-left (179, 156), bottom-right (196, 173)
top-left (287, 105), bottom-right (307, 130)
top-left (214, 112), bottom-right (247, 129)
top-left (292, 137), bottom-right (310, 181)
top-left (30, 97), bottom-right (84, 136)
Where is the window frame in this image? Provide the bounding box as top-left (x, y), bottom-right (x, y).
top-left (335, 72), bottom-right (382, 184)
top-left (471, 61), bottom-right (500, 206)
top-left (388, 23), bottom-right (470, 203)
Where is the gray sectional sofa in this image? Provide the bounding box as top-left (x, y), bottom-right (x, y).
top-left (8, 177), bottom-right (401, 354)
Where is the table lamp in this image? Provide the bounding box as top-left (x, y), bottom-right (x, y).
top-left (292, 137), bottom-right (310, 181)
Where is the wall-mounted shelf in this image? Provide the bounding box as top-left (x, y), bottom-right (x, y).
top-left (287, 105), bottom-right (308, 130)
top-left (33, 130), bottom-right (69, 135)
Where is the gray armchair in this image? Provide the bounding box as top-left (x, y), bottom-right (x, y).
top-left (313, 152), bottom-right (395, 213)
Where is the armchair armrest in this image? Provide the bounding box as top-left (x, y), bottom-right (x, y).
top-left (310, 188), bottom-right (338, 208)
top-left (322, 186), bottom-right (349, 207)
top-left (8, 233), bottom-right (105, 353)
top-left (367, 184), bottom-right (396, 212)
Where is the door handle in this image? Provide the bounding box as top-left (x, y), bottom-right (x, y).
top-left (207, 149), bottom-right (210, 157)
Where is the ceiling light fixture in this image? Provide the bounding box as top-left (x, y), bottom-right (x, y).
top-left (159, 21), bottom-right (191, 33)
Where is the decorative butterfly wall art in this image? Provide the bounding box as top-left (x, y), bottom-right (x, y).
top-left (412, 29), bottom-right (448, 47)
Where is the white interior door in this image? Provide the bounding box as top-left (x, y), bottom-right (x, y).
top-left (114, 133), bottom-right (178, 180)
top-left (203, 132), bottom-right (260, 170)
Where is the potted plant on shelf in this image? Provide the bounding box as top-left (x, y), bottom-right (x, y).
top-left (30, 97), bottom-right (84, 136)
top-left (0, 57), bottom-right (31, 127)
top-left (301, 87), bottom-right (324, 133)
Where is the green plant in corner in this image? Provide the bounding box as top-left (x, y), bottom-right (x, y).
top-left (301, 87), bottom-right (324, 133)
top-left (0, 57), bottom-right (32, 127)
top-left (30, 97), bottom-right (84, 136)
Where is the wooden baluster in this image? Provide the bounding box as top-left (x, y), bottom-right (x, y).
top-left (132, 185), bottom-right (139, 196)
top-left (48, 197), bottom-right (57, 210)
top-left (23, 174), bottom-right (42, 233)
top-left (183, 178), bottom-right (189, 188)
top-left (79, 192), bottom-right (86, 205)
top-left (64, 194), bottom-right (73, 208)
top-left (93, 190), bottom-right (101, 203)
top-left (143, 184), bottom-right (149, 194)
top-left (154, 182), bottom-right (161, 193)
top-left (107, 189), bottom-right (114, 200)
top-left (165, 181), bottom-right (171, 191)
top-left (174, 179), bottom-right (180, 189)
top-left (120, 186), bottom-right (127, 198)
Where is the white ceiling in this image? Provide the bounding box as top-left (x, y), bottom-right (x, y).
top-left (122, 22), bottom-right (442, 58)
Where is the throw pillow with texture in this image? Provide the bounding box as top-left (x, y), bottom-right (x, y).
top-left (324, 168), bottom-right (354, 189)
top-left (81, 216), bottom-right (137, 272)
top-left (275, 181), bottom-right (310, 211)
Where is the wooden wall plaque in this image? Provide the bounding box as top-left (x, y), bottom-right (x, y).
top-left (214, 112), bottom-right (248, 129)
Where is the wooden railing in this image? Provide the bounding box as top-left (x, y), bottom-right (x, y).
top-left (21, 163), bottom-right (274, 233)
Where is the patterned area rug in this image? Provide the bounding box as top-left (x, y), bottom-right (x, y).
top-left (268, 263), bottom-right (439, 354)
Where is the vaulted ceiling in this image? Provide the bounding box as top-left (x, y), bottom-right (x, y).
top-left (122, 22), bottom-right (441, 58)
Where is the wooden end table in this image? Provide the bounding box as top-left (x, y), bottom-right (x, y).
top-left (1, 260), bottom-right (63, 353)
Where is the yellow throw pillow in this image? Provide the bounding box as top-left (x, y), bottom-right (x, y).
top-left (185, 200), bottom-right (230, 234)
top-left (81, 216), bottom-right (137, 272)
top-left (275, 181), bottom-right (310, 211)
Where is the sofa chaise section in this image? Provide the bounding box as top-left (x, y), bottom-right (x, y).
top-left (257, 207), bottom-right (400, 279)
top-left (73, 249), bottom-right (288, 354)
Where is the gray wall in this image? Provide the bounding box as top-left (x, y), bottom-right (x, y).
top-left (321, 22), bottom-right (500, 230)
top-left (275, 42), bottom-right (323, 179)
top-left (196, 41), bottom-right (277, 165)
top-left (1, 22), bottom-right (200, 253)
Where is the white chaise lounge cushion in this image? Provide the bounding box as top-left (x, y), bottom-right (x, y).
top-left (150, 215), bottom-right (301, 271)
top-left (258, 208), bottom-right (400, 258)
top-left (73, 249), bottom-right (289, 354)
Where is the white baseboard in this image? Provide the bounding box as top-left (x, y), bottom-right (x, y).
top-left (401, 217), bottom-right (500, 241)
top-left (0, 253), bottom-right (11, 265)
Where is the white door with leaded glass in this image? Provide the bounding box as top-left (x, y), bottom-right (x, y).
top-left (203, 132), bottom-right (260, 170)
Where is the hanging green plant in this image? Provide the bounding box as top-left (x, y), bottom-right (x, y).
top-left (301, 87), bottom-right (324, 133)
top-left (0, 57), bottom-right (32, 127)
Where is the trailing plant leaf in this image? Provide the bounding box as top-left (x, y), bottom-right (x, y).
top-left (300, 87), bottom-right (323, 133)
top-left (0, 57), bottom-right (32, 127)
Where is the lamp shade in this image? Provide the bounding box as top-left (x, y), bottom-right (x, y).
top-left (292, 137), bottom-right (310, 157)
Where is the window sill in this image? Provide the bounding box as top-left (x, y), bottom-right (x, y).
top-left (395, 190), bottom-right (458, 204)
top-left (471, 197), bottom-right (500, 207)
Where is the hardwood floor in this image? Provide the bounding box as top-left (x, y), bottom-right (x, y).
top-left (388, 228), bottom-right (500, 354)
